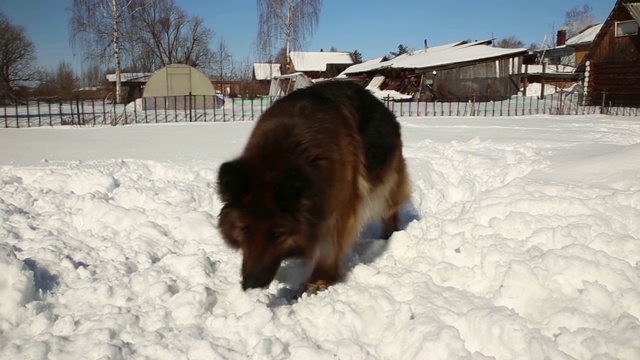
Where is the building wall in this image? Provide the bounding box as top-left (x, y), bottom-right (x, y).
top-left (585, 9), bottom-right (640, 106)
top-left (432, 58), bottom-right (522, 101)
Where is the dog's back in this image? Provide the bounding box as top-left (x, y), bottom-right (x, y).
top-left (217, 81), bottom-right (410, 292)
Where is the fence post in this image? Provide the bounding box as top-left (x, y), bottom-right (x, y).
top-left (37, 100), bottom-right (42, 126)
top-left (232, 97), bottom-right (236, 121)
top-left (188, 92), bottom-right (193, 122)
top-left (26, 99), bottom-right (31, 127)
top-left (77, 97), bottom-right (83, 125)
top-left (222, 97), bottom-right (227, 122)
top-left (15, 101), bottom-right (19, 128)
top-left (143, 98), bottom-right (148, 123)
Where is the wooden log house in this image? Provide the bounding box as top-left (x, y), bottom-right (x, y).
top-left (579, 0), bottom-right (640, 107)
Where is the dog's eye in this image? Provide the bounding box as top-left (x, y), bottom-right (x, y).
top-left (240, 225), bottom-right (250, 235)
top-left (267, 231), bottom-right (284, 243)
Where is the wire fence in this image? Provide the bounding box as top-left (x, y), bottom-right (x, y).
top-left (2, 92), bottom-right (639, 128)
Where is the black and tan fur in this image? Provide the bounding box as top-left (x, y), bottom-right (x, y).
top-left (217, 81), bottom-right (410, 293)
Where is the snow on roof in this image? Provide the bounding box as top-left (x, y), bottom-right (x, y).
top-left (566, 24), bottom-right (603, 45)
top-left (338, 57), bottom-right (387, 77)
top-left (289, 51), bottom-right (354, 72)
top-left (253, 63), bottom-right (281, 81)
top-left (390, 44), bottom-right (527, 70)
top-left (348, 40), bottom-right (527, 73)
top-left (106, 73), bottom-right (152, 83)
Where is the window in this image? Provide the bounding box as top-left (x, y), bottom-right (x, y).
top-left (615, 20), bottom-right (639, 37)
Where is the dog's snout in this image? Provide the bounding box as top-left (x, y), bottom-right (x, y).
top-left (241, 273), bottom-right (271, 290)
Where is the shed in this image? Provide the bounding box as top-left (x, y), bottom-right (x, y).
top-left (268, 72), bottom-right (313, 97)
top-left (343, 40), bottom-right (528, 101)
top-left (289, 51), bottom-right (354, 79)
top-left (142, 64), bottom-right (223, 110)
top-left (105, 73), bottom-right (152, 103)
top-left (579, 0), bottom-right (640, 107)
top-left (252, 63), bottom-right (282, 95)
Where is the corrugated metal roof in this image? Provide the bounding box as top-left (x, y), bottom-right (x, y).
top-left (624, 2), bottom-right (640, 24)
top-left (253, 63), bottom-right (281, 81)
top-left (289, 51), bottom-right (354, 72)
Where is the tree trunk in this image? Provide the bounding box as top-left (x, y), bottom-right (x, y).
top-left (285, 0), bottom-right (291, 73)
top-left (112, 0), bottom-right (122, 104)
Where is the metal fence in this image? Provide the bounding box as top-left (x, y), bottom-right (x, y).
top-left (2, 92), bottom-right (639, 128)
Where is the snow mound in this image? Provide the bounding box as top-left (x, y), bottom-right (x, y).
top-left (0, 244), bottom-right (36, 322)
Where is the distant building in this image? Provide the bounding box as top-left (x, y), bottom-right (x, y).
top-left (252, 63), bottom-right (282, 95)
top-left (105, 73), bottom-right (152, 103)
top-left (341, 40), bottom-right (528, 101)
top-left (288, 51), bottom-right (354, 79)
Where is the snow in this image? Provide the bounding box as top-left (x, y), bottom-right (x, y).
top-left (566, 24), bottom-right (603, 45)
top-left (360, 40), bottom-right (527, 73)
top-left (521, 83), bottom-right (563, 97)
top-left (252, 63), bottom-right (282, 81)
top-left (1, 114), bottom-right (640, 359)
top-left (289, 51), bottom-right (354, 72)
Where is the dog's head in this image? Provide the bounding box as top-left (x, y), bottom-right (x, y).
top-left (216, 158), bottom-right (316, 290)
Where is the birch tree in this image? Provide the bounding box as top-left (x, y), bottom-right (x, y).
top-left (256, 0), bottom-right (322, 72)
top-left (69, 0), bottom-right (140, 103)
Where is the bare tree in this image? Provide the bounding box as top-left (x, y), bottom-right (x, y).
top-left (81, 62), bottom-right (104, 88)
top-left (496, 36), bottom-right (526, 49)
top-left (256, 0), bottom-right (322, 72)
top-left (128, 0), bottom-right (215, 72)
top-left (212, 37), bottom-right (233, 81)
top-left (37, 61), bottom-right (79, 100)
top-left (0, 12), bottom-right (39, 101)
top-left (69, 0), bottom-right (142, 103)
top-left (564, 4), bottom-right (597, 38)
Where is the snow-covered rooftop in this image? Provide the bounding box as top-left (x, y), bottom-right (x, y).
top-left (344, 40), bottom-right (527, 74)
top-left (253, 63), bottom-right (281, 81)
top-left (289, 51), bottom-right (354, 72)
top-left (106, 73), bottom-right (152, 83)
top-left (566, 24), bottom-right (603, 45)
top-left (338, 57), bottom-right (387, 76)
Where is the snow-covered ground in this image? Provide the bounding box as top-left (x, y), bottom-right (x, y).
top-left (1, 115), bottom-right (640, 359)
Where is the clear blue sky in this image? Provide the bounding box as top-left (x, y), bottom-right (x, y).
top-left (0, 0), bottom-right (614, 74)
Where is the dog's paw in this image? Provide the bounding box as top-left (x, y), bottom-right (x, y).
top-left (296, 280), bottom-right (329, 298)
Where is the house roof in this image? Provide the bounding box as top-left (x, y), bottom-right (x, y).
top-left (338, 57), bottom-right (387, 76)
top-left (578, 0), bottom-right (640, 69)
top-left (106, 73), bottom-right (152, 83)
top-left (566, 24), bottom-right (603, 45)
top-left (624, 2), bottom-right (640, 24)
top-left (346, 40), bottom-right (527, 74)
top-left (253, 63), bottom-right (281, 81)
top-left (289, 51), bottom-right (354, 72)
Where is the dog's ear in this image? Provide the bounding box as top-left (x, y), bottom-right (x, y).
top-left (273, 166), bottom-right (312, 212)
top-left (217, 159), bottom-right (252, 203)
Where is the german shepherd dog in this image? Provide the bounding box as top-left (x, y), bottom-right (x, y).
top-left (217, 81), bottom-right (410, 294)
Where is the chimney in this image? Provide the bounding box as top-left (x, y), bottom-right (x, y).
top-left (557, 29), bottom-right (567, 46)
top-left (424, 39), bottom-right (428, 52)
